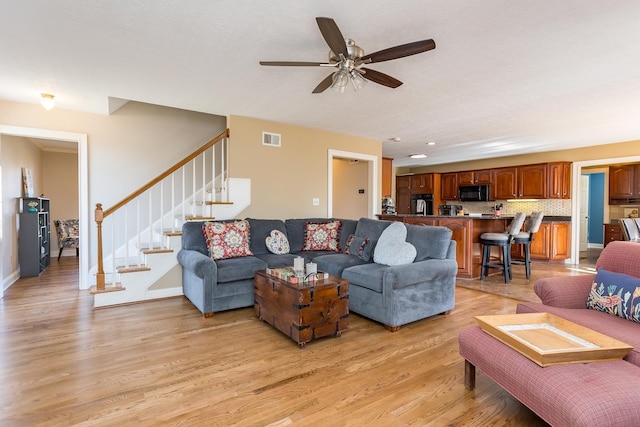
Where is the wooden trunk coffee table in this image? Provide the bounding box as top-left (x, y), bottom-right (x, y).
top-left (254, 270), bottom-right (349, 348)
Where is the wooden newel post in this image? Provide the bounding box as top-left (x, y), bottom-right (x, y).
top-left (95, 203), bottom-right (105, 291)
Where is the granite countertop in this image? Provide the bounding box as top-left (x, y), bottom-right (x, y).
top-left (378, 214), bottom-right (571, 222)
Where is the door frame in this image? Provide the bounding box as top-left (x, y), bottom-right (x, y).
top-left (327, 150), bottom-right (379, 218)
top-left (571, 154), bottom-right (640, 264)
top-left (0, 125), bottom-right (89, 290)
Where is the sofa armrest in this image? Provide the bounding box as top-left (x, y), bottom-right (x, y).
top-left (533, 274), bottom-right (595, 308)
top-left (177, 249), bottom-right (218, 315)
top-left (383, 259), bottom-right (458, 290)
top-left (177, 249), bottom-right (217, 279)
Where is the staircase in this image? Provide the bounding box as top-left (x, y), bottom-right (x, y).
top-left (90, 129), bottom-right (251, 308)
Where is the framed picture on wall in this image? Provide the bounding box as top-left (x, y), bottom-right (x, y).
top-left (22, 167), bottom-right (34, 197)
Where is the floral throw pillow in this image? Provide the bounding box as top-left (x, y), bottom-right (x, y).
top-left (587, 268), bottom-right (640, 323)
top-left (202, 220), bottom-right (253, 260)
top-left (265, 229), bottom-right (290, 254)
top-left (302, 220), bottom-right (342, 252)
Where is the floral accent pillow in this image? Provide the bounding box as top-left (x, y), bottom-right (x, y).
top-left (344, 234), bottom-right (371, 261)
top-left (587, 268), bottom-right (640, 323)
top-left (202, 220), bottom-right (253, 260)
top-left (265, 229), bottom-right (290, 254)
top-left (302, 220), bottom-right (342, 252)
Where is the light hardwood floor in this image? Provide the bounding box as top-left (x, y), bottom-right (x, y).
top-left (0, 257), bottom-right (596, 426)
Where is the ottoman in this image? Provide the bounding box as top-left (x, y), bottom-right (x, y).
top-left (458, 325), bottom-right (640, 426)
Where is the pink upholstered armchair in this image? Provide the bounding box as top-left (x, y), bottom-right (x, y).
top-left (54, 219), bottom-right (79, 260)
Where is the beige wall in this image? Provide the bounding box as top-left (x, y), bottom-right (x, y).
top-left (1, 135), bottom-right (42, 283)
top-left (227, 115), bottom-right (381, 219)
top-left (399, 139), bottom-right (640, 174)
top-left (332, 158), bottom-right (369, 220)
top-left (43, 151), bottom-right (78, 222)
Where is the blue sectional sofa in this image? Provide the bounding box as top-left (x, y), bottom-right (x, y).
top-left (177, 217), bottom-right (457, 330)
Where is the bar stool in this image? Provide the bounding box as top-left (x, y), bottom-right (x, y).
top-left (511, 211), bottom-right (544, 279)
top-left (480, 212), bottom-right (526, 283)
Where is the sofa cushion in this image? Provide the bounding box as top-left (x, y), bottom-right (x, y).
top-left (181, 221), bottom-right (209, 255)
top-left (587, 268), bottom-right (640, 323)
top-left (215, 256), bottom-right (267, 283)
top-left (253, 252), bottom-right (298, 268)
top-left (342, 263), bottom-right (389, 293)
top-left (245, 218), bottom-right (287, 255)
top-left (344, 234), bottom-right (372, 261)
top-left (373, 222), bottom-right (417, 266)
top-left (302, 220), bottom-right (342, 252)
top-left (314, 252), bottom-right (368, 278)
top-left (405, 223), bottom-right (453, 261)
top-left (265, 229), bottom-right (290, 254)
top-left (203, 220), bottom-right (253, 260)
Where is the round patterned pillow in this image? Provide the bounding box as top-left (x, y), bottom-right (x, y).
top-left (265, 229), bottom-right (290, 254)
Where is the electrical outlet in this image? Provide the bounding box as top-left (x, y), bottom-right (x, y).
top-left (312, 198), bottom-right (320, 206)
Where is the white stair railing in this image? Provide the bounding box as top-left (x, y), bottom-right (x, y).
top-left (92, 129), bottom-right (229, 292)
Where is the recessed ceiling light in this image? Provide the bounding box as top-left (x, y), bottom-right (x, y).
top-left (426, 141), bottom-right (436, 145)
top-left (410, 154), bottom-right (427, 159)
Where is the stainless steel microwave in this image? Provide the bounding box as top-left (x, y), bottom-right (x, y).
top-left (458, 185), bottom-right (491, 202)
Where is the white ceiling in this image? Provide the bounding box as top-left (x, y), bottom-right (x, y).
top-left (2, 1), bottom-right (640, 167)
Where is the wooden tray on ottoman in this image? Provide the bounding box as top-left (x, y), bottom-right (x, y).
top-left (254, 270), bottom-right (349, 348)
top-left (475, 313), bottom-right (633, 367)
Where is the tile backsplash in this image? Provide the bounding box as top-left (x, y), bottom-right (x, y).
top-left (451, 199), bottom-right (572, 216)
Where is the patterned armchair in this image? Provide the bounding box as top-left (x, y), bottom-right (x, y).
top-left (54, 219), bottom-right (79, 260)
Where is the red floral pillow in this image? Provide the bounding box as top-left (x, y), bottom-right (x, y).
top-left (203, 220), bottom-right (253, 260)
top-left (302, 220), bottom-right (342, 252)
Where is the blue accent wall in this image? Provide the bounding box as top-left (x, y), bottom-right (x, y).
top-left (588, 173), bottom-right (605, 244)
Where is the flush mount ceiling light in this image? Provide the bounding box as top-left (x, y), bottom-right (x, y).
top-left (427, 141), bottom-right (436, 145)
top-left (410, 154), bottom-right (427, 159)
top-left (388, 137), bottom-right (401, 142)
top-left (40, 93), bottom-right (55, 110)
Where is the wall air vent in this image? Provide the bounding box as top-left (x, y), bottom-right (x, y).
top-left (262, 132), bottom-right (281, 147)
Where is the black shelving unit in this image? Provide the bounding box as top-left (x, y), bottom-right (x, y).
top-left (18, 197), bottom-right (51, 277)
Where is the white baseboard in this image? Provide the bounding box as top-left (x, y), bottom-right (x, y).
top-left (3, 270), bottom-right (20, 292)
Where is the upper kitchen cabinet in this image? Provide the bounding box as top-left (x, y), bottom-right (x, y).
top-left (410, 173), bottom-right (434, 194)
top-left (440, 173), bottom-right (459, 200)
top-left (548, 162), bottom-right (571, 199)
top-left (609, 163), bottom-right (640, 204)
top-left (382, 157), bottom-right (393, 198)
top-left (493, 164), bottom-right (547, 199)
top-left (458, 169), bottom-right (493, 186)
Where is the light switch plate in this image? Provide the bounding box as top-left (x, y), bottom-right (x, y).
top-left (312, 198), bottom-right (320, 206)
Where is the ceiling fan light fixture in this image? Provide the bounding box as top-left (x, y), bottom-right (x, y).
top-left (331, 69), bottom-right (349, 93)
top-left (350, 71), bottom-right (366, 91)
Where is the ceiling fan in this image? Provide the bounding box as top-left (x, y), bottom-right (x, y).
top-left (259, 17), bottom-right (436, 94)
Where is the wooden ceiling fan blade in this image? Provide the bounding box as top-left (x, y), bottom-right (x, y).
top-left (360, 39), bottom-right (436, 63)
top-left (312, 74), bottom-right (335, 94)
top-left (360, 68), bottom-right (403, 88)
top-left (260, 61), bottom-right (329, 66)
top-left (316, 17), bottom-right (348, 57)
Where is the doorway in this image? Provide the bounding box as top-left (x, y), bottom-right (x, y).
top-left (571, 155), bottom-right (640, 263)
top-left (327, 150), bottom-right (379, 218)
top-left (0, 125), bottom-right (89, 292)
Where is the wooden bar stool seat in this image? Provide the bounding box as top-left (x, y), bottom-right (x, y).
top-left (511, 211), bottom-right (544, 279)
top-left (480, 212), bottom-right (526, 283)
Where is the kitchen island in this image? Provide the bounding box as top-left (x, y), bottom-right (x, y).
top-left (378, 214), bottom-right (570, 279)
